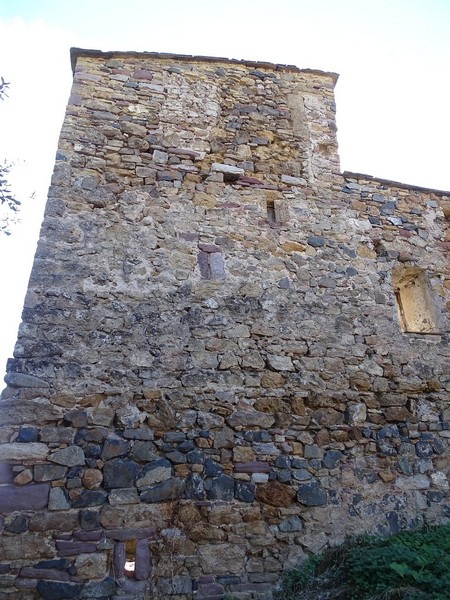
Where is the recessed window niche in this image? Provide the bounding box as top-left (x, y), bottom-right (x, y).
top-left (392, 267), bottom-right (440, 334)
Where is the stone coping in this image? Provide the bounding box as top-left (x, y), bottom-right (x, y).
top-left (69, 47), bottom-right (339, 85)
top-left (343, 170), bottom-right (450, 197)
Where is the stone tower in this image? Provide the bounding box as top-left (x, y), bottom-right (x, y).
top-left (0, 48), bottom-right (449, 599)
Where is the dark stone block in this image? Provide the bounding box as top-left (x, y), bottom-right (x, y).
top-left (297, 481), bottom-right (328, 506)
top-left (73, 490), bottom-right (108, 508)
top-left (123, 428), bottom-right (154, 441)
top-left (204, 459), bottom-right (223, 477)
top-left (35, 559), bottom-right (70, 570)
top-left (0, 483), bottom-right (50, 513)
top-left (208, 475), bottom-right (234, 501)
top-left (235, 481), bottom-right (255, 503)
top-left (5, 515), bottom-right (28, 533)
top-left (178, 440), bottom-right (195, 453)
top-left (0, 463), bottom-right (13, 484)
top-left (253, 431), bottom-right (271, 442)
top-left (186, 450), bottom-right (206, 464)
top-left (134, 539), bottom-right (151, 580)
top-left (278, 469), bottom-right (292, 483)
top-left (17, 427), bottom-right (39, 442)
top-left (279, 515), bottom-right (302, 532)
top-left (101, 437), bottom-right (130, 461)
top-left (165, 451), bottom-right (187, 464)
top-left (129, 441), bottom-right (158, 462)
top-left (234, 462), bottom-right (270, 473)
top-left (64, 409), bottom-right (88, 428)
top-left (307, 235), bottom-right (325, 247)
top-left (274, 455), bottom-right (291, 469)
top-left (84, 443), bottom-right (102, 458)
top-left (56, 540), bottom-right (97, 557)
top-left (415, 441), bottom-right (433, 458)
top-left (433, 438), bottom-right (447, 455)
top-left (19, 567), bottom-right (70, 581)
top-left (36, 581), bottom-right (83, 599)
top-left (140, 478), bottom-right (185, 503)
top-left (34, 464), bottom-right (67, 482)
top-left (323, 450), bottom-right (343, 469)
top-left (184, 473), bottom-right (206, 500)
top-left (397, 457), bottom-right (412, 476)
top-left (291, 458), bottom-right (308, 469)
top-left (80, 578), bottom-right (116, 598)
top-left (105, 527), bottom-right (156, 541)
top-left (386, 511), bottom-right (401, 534)
top-left (74, 530), bottom-right (102, 541)
top-left (377, 440), bottom-right (397, 456)
top-left (103, 458), bottom-right (140, 489)
top-left (80, 509), bottom-right (100, 530)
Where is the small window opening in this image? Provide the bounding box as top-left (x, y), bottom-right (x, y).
top-left (392, 267), bottom-right (440, 334)
top-left (198, 250), bottom-right (225, 280)
top-left (267, 200), bottom-right (276, 223)
top-left (124, 539), bottom-right (136, 577)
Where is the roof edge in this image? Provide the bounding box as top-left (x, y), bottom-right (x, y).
top-left (70, 47), bottom-right (339, 85)
top-left (343, 171), bottom-right (450, 197)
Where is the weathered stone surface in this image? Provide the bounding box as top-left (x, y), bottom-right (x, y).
top-left (103, 458), bottom-right (140, 489)
top-left (0, 483), bottom-right (50, 513)
top-left (56, 540), bottom-right (97, 557)
top-left (80, 578), bottom-right (115, 599)
top-left (211, 163), bottom-right (244, 177)
top-left (1, 49), bottom-right (449, 600)
top-left (199, 544), bottom-right (245, 574)
top-left (0, 462), bottom-right (13, 483)
top-left (279, 516), bottom-right (303, 532)
top-left (75, 552), bottom-right (108, 580)
top-left (226, 411), bottom-right (275, 430)
top-left (0, 443), bottom-right (48, 462)
top-left (36, 581), bottom-right (83, 600)
top-left (48, 445), bottom-right (85, 467)
top-left (208, 475), bottom-right (235, 501)
top-left (256, 482), bottom-right (296, 507)
top-left (82, 469), bottom-right (103, 489)
top-left (101, 436), bottom-right (130, 460)
top-left (297, 481), bottom-right (328, 506)
top-left (135, 539), bottom-right (152, 580)
top-left (136, 459), bottom-right (172, 488)
top-left (108, 487), bottom-right (139, 505)
top-left (73, 490), bottom-right (108, 508)
top-left (34, 464), bottom-right (67, 481)
top-left (19, 567), bottom-right (70, 581)
top-left (48, 487), bottom-right (71, 510)
top-left (140, 478), bottom-right (185, 503)
top-left (267, 354), bottom-right (295, 371)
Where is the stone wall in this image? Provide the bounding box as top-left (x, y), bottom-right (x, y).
top-left (0, 49), bottom-right (449, 600)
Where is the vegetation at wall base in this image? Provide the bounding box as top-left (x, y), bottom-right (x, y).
top-left (277, 524), bottom-right (450, 600)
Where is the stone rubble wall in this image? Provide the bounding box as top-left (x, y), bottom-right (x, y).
top-left (0, 50), bottom-right (449, 600)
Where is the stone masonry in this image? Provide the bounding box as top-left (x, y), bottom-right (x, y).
top-left (0, 48), bottom-right (449, 599)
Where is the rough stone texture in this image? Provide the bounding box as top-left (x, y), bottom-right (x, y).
top-left (0, 49), bottom-right (449, 599)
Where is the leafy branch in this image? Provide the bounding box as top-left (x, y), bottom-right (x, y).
top-left (0, 77), bottom-right (22, 235)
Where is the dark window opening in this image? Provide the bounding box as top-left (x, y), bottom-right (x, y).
top-left (124, 539), bottom-right (137, 577)
top-left (267, 199), bottom-right (276, 223)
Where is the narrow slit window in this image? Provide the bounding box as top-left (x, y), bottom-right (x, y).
top-left (392, 267), bottom-right (440, 334)
top-left (124, 539), bottom-right (137, 577)
top-left (267, 199), bottom-right (276, 223)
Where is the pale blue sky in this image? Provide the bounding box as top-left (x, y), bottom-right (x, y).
top-left (0, 0), bottom-right (449, 377)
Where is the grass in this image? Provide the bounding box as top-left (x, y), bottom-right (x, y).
top-left (276, 524), bottom-right (450, 600)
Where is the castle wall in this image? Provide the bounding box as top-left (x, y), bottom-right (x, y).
top-left (0, 50), bottom-right (449, 599)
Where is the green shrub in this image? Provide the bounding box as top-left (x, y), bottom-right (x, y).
top-left (277, 524), bottom-right (450, 600)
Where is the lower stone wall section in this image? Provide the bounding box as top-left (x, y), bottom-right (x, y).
top-left (1, 395), bottom-right (449, 599)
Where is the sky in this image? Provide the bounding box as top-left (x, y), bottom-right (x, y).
top-left (0, 0), bottom-right (449, 378)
